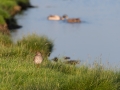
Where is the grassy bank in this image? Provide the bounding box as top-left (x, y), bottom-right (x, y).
top-left (0, 0), bottom-right (31, 32)
top-left (0, 33), bottom-right (120, 90)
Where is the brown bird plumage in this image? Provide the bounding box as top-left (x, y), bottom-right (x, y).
top-left (33, 52), bottom-right (43, 68)
top-left (62, 15), bottom-right (81, 23)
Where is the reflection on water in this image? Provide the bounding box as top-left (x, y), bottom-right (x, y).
top-left (11, 0), bottom-right (120, 67)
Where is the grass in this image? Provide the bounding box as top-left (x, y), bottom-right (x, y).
top-left (17, 34), bottom-right (53, 57)
top-left (0, 33), bottom-right (12, 46)
top-left (0, 0), bottom-right (17, 12)
top-left (0, 33), bottom-right (53, 58)
top-left (0, 15), bottom-right (6, 24)
top-left (0, 58), bottom-right (120, 90)
top-left (0, 33), bottom-right (120, 90)
top-left (0, 8), bottom-right (10, 24)
top-left (0, 9), bottom-right (10, 19)
top-left (17, 0), bottom-right (29, 4)
top-left (0, 0), bottom-right (30, 25)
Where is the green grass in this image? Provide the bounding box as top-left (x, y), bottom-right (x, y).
top-left (0, 9), bottom-right (10, 19)
top-left (0, 0), bottom-right (30, 25)
top-left (0, 33), bottom-right (12, 46)
top-left (0, 33), bottom-right (120, 90)
top-left (0, 57), bottom-right (120, 90)
top-left (0, 33), bottom-right (53, 58)
top-left (0, 15), bottom-right (6, 24)
top-left (0, 0), bottom-right (17, 13)
top-left (0, 8), bottom-right (10, 24)
top-left (17, 34), bottom-right (54, 57)
top-left (17, 0), bottom-right (29, 4)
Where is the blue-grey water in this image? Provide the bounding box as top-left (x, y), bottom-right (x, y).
top-left (11, 0), bottom-right (120, 67)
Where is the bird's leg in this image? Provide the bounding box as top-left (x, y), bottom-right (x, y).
top-left (37, 64), bottom-right (40, 68)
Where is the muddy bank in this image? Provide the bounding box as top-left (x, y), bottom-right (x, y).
top-left (18, 1), bottom-right (36, 10)
top-left (0, 24), bottom-right (9, 34)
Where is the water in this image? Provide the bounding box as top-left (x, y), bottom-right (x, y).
top-left (11, 0), bottom-right (120, 67)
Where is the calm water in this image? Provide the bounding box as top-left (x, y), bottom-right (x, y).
top-left (11, 0), bottom-right (120, 67)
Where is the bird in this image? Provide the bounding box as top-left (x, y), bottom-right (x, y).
top-left (52, 57), bottom-right (58, 62)
top-left (47, 14), bottom-right (81, 23)
top-left (33, 51), bottom-right (43, 68)
top-left (67, 18), bottom-right (81, 23)
top-left (65, 60), bottom-right (80, 65)
top-left (64, 56), bottom-right (70, 60)
top-left (47, 14), bottom-right (69, 20)
top-left (62, 14), bottom-right (81, 23)
top-left (47, 15), bottom-right (62, 20)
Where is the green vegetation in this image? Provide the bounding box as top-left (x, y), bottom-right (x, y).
top-left (0, 9), bottom-right (10, 19)
top-left (0, 33), bottom-right (120, 90)
top-left (0, 15), bottom-right (6, 24)
top-left (0, 8), bottom-right (10, 24)
top-left (0, 0), bottom-right (30, 25)
top-left (0, 33), bottom-right (53, 58)
top-left (0, 0), bottom-right (16, 24)
top-left (17, 0), bottom-right (29, 4)
top-left (0, 0), bottom-right (17, 13)
top-left (17, 34), bottom-right (53, 57)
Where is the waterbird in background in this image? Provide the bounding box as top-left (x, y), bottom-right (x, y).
top-left (33, 51), bottom-right (43, 68)
top-left (62, 14), bottom-right (81, 23)
top-left (47, 14), bottom-right (81, 23)
top-left (52, 57), bottom-right (58, 62)
top-left (47, 15), bottom-right (62, 20)
top-left (64, 56), bottom-right (70, 60)
top-left (65, 60), bottom-right (80, 65)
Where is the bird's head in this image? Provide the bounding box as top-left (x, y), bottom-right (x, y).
top-left (36, 51), bottom-right (42, 56)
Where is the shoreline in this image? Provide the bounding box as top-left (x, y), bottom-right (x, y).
top-left (0, 0), bottom-right (34, 34)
